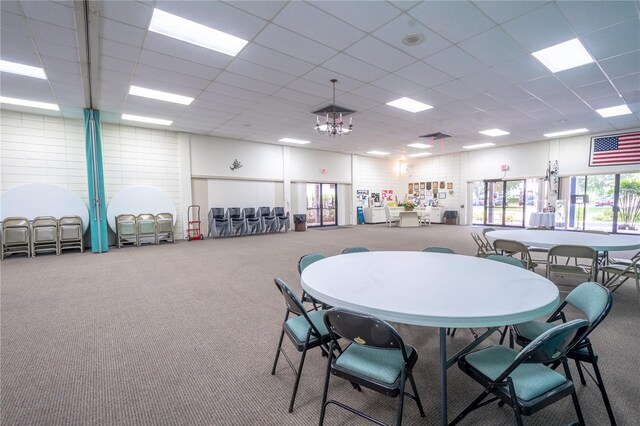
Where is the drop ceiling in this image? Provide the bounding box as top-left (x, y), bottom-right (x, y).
top-left (1, 0), bottom-right (639, 158)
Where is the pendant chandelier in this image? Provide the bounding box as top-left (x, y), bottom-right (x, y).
top-left (315, 79), bottom-right (353, 136)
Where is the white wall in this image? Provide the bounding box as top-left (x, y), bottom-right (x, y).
top-left (206, 179), bottom-right (283, 211)
top-left (289, 148), bottom-right (352, 183)
top-left (0, 111), bottom-right (87, 201)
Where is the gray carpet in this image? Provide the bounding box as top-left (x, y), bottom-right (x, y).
top-left (1, 224), bottom-right (638, 425)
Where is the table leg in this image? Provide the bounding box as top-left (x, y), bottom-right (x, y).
top-left (439, 327), bottom-right (447, 426)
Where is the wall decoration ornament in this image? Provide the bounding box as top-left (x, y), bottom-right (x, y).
top-left (230, 159), bottom-right (243, 171)
top-left (545, 160), bottom-right (559, 194)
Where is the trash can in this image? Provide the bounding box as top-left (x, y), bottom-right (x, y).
top-left (293, 214), bottom-right (307, 232)
top-left (357, 207), bottom-right (365, 225)
top-left (443, 210), bottom-right (458, 225)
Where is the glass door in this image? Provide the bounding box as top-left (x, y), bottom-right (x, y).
top-left (480, 179), bottom-right (533, 227)
top-left (485, 180), bottom-right (504, 226)
top-left (306, 183), bottom-right (337, 227)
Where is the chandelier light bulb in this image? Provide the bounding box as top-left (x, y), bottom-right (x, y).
top-left (315, 79), bottom-right (353, 137)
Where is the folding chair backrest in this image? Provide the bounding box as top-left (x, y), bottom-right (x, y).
top-left (274, 278), bottom-right (307, 316)
top-left (2, 217), bottom-right (30, 244)
top-left (273, 207), bottom-right (286, 217)
top-left (116, 214), bottom-right (136, 235)
top-left (298, 253), bottom-right (325, 275)
top-left (565, 282), bottom-right (612, 326)
top-left (516, 319), bottom-right (589, 365)
top-left (227, 208), bottom-right (242, 219)
top-left (324, 309), bottom-right (408, 358)
top-left (493, 239), bottom-right (529, 254)
top-left (59, 216), bottom-right (83, 240)
top-left (156, 213), bottom-right (173, 232)
top-left (548, 244), bottom-right (597, 262)
top-left (32, 216), bottom-right (58, 240)
top-left (487, 254), bottom-right (526, 268)
top-left (342, 247), bottom-right (370, 254)
top-left (422, 247), bottom-right (455, 254)
top-left (244, 208), bottom-right (257, 219)
top-left (137, 214), bottom-right (156, 234)
top-left (210, 208), bottom-right (227, 220)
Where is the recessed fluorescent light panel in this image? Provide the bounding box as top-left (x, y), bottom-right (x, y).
top-left (0, 96), bottom-right (58, 111)
top-left (129, 86), bottom-right (194, 105)
top-left (121, 114), bottom-right (172, 126)
top-left (367, 151), bottom-right (390, 156)
top-left (479, 128), bottom-right (509, 137)
top-left (543, 128), bottom-right (589, 138)
top-left (462, 143), bottom-right (495, 150)
top-left (0, 60), bottom-right (46, 79)
top-left (278, 138), bottom-right (310, 145)
top-left (149, 9), bottom-right (248, 57)
top-left (531, 38), bottom-right (594, 73)
top-left (596, 105), bottom-right (632, 118)
top-left (407, 143), bottom-right (432, 149)
top-left (386, 97), bottom-right (433, 113)
top-left (408, 152), bottom-right (432, 158)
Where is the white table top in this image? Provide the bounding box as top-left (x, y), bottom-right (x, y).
top-left (486, 229), bottom-right (640, 251)
top-left (301, 251), bottom-right (559, 328)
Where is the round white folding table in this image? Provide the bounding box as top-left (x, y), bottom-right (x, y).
top-left (485, 229), bottom-right (640, 252)
top-left (301, 251), bottom-right (559, 425)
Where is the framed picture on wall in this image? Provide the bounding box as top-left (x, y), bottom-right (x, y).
top-left (420, 182), bottom-right (425, 189)
top-left (438, 192), bottom-right (446, 199)
top-left (426, 182), bottom-right (432, 190)
top-left (446, 182), bottom-right (453, 190)
top-left (408, 183), bottom-right (414, 194)
top-left (439, 181), bottom-right (445, 189)
top-left (432, 181), bottom-right (438, 190)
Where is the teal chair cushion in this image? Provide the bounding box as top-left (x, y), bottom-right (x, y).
top-left (285, 310), bottom-right (329, 343)
top-left (565, 282), bottom-right (610, 323)
top-left (513, 320), bottom-right (555, 342)
top-left (465, 345), bottom-right (568, 401)
top-left (336, 343), bottom-right (414, 385)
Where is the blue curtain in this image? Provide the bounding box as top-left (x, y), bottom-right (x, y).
top-left (84, 109), bottom-right (108, 252)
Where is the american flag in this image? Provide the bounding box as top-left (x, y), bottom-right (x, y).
top-left (589, 131), bottom-right (640, 166)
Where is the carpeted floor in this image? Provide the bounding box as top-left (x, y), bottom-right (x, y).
top-left (1, 224), bottom-right (638, 425)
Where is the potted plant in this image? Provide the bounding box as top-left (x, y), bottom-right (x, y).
top-left (402, 201), bottom-right (416, 211)
top-left (293, 214), bottom-right (307, 232)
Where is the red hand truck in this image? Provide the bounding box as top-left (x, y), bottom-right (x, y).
top-left (186, 205), bottom-right (204, 240)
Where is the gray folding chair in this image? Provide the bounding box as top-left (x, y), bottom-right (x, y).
top-left (137, 213), bottom-right (157, 245)
top-left (258, 207), bottom-right (276, 233)
top-left (546, 245), bottom-right (598, 284)
top-left (243, 208), bottom-right (261, 234)
top-left (116, 214), bottom-right (137, 248)
top-left (31, 216), bottom-right (59, 256)
top-left (272, 207), bottom-right (290, 233)
top-left (2, 217), bottom-right (31, 259)
top-left (155, 212), bottom-right (174, 244)
top-left (208, 208), bottom-right (230, 238)
top-left (58, 216), bottom-right (83, 253)
top-left (227, 208), bottom-right (246, 236)
top-left (493, 239), bottom-right (538, 271)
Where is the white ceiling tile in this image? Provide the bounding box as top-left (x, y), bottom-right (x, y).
top-left (466, 94), bottom-right (505, 110)
top-left (438, 101), bottom-right (481, 116)
top-left (197, 91), bottom-right (256, 109)
top-left (301, 69), bottom-right (366, 92)
top-left (527, 108), bottom-right (566, 122)
top-left (370, 74), bottom-right (423, 96)
top-left (271, 87), bottom-right (330, 108)
top-left (100, 18), bottom-right (146, 47)
top-left (0, 74), bottom-right (55, 100)
top-left (0, 31), bottom-right (39, 63)
top-left (99, 0), bottom-right (153, 29)
top-left (600, 50), bottom-right (640, 80)
top-left (511, 98), bottom-right (551, 113)
top-left (557, 1), bottom-right (638, 35)
top-left (0, 1), bottom-right (22, 15)
top-left (425, 46), bottom-right (486, 79)
top-left (143, 33), bottom-right (234, 69)
top-left (334, 92), bottom-right (381, 111)
top-left (254, 24), bottom-right (337, 65)
top-left (155, 0), bottom-right (268, 40)
top-left (519, 75), bottom-right (569, 98)
top-left (189, 100), bottom-right (246, 116)
top-left (350, 84), bottom-right (400, 103)
top-left (223, 1), bottom-right (287, 21)
top-left (35, 40), bottom-right (80, 63)
top-left (29, 20), bottom-right (78, 48)
top-left (552, 102), bottom-right (593, 116)
top-left (458, 27), bottom-right (528, 66)
top-left (124, 97), bottom-right (188, 115)
top-left (40, 56), bottom-right (80, 75)
top-left (612, 73), bottom-right (640, 98)
top-left (387, 1), bottom-right (421, 12)
top-left (581, 18), bottom-right (640, 60)
top-left (49, 80), bottom-right (84, 96)
top-left (273, 1), bottom-right (365, 50)
top-left (134, 64), bottom-right (210, 91)
top-left (215, 71), bottom-right (281, 95)
top-left (404, 89), bottom-right (454, 107)
top-left (460, 68), bottom-right (515, 92)
top-left (432, 79), bottom-right (481, 100)
top-left (309, 0), bottom-right (400, 32)
top-left (22, 1), bottom-right (75, 29)
top-left (47, 70), bottom-right (82, 86)
top-left (407, 1), bottom-right (496, 44)
top-left (100, 39), bottom-right (142, 63)
top-left (322, 54), bottom-right (387, 83)
top-left (286, 78), bottom-right (345, 100)
top-left (474, 1), bottom-right (547, 24)
top-left (237, 43), bottom-right (315, 76)
top-left (394, 61), bottom-right (453, 88)
top-left (501, 3), bottom-right (576, 51)
top-left (372, 15), bottom-right (452, 60)
top-left (201, 82), bottom-right (271, 104)
top-left (1, 10), bottom-right (29, 35)
top-left (100, 56), bottom-right (137, 75)
top-left (494, 54), bottom-right (551, 83)
top-left (573, 81), bottom-right (619, 101)
top-left (554, 63), bottom-right (607, 89)
top-left (486, 85), bottom-right (533, 103)
top-left (138, 50), bottom-right (221, 80)
top-left (225, 59), bottom-right (296, 87)
top-left (345, 36), bottom-right (415, 72)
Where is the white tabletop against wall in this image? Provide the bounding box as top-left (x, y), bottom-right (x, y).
top-left (106, 186), bottom-right (177, 232)
top-left (486, 229), bottom-right (640, 252)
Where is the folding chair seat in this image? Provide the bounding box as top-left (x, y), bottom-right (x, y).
top-left (116, 214), bottom-right (137, 248)
top-left (422, 247), bottom-right (456, 254)
top-left (298, 253), bottom-right (326, 311)
top-left (243, 208), bottom-right (261, 234)
top-left (512, 282), bottom-right (616, 424)
top-left (271, 278), bottom-right (333, 413)
top-left (486, 254), bottom-right (526, 269)
top-left (341, 246), bottom-right (370, 254)
top-left (272, 207), bottom-right (290, 233)
top-left (257, 207), bottom-right (276, 233)
top-left (1, 217), bottom-right (31, 259)
top-left (451, 319), bottom-right (589, 426)
top-left (493, 239), bottom-right (538, 271)
top-left (601, 257), bottom-right (640, 308)
top-left (155, 212), bottom-right (174, 244)
top-left (320, 309), bottom-right (426, 426)
top-left (227, 208), bottom-right (246, 236)
top-left (208, 208), bottom-right (230, 238)
top-left (471, 232), bottom-right (497, 258)
top-left (31, 216), bottom-right (59, 256)
top-left (546, 245), bottom-right (598, 284)
top-left (137, 214), bottom-right (157, 245)
top-left (58, 216), bottom-right (83, 253)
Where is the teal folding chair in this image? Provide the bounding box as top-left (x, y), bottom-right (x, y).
top-left (422, 247), bottom-right (456, 254)
top-left (341, 246), bottom-right (370, 254)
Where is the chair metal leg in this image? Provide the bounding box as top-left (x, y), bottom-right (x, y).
top-left (449, 388), bottom-right (492, 426)
top-left (319, 343), bottom-right (335, 426)
top-left (288, 337), bottom-right (310, 413)
top-left (271, 329), bottom-right (285, 375)
top-left (395, 368), bottom-right (406, 425)
top-left (590, 358), bottom-right (617, 425)
top-left (407, 370), bottom-right (425, 417)
top-left (563, 359), bottom-right (586, 426)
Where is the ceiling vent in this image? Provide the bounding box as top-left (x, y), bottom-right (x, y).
top-left (420, 132), bottom-right (451, 140)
